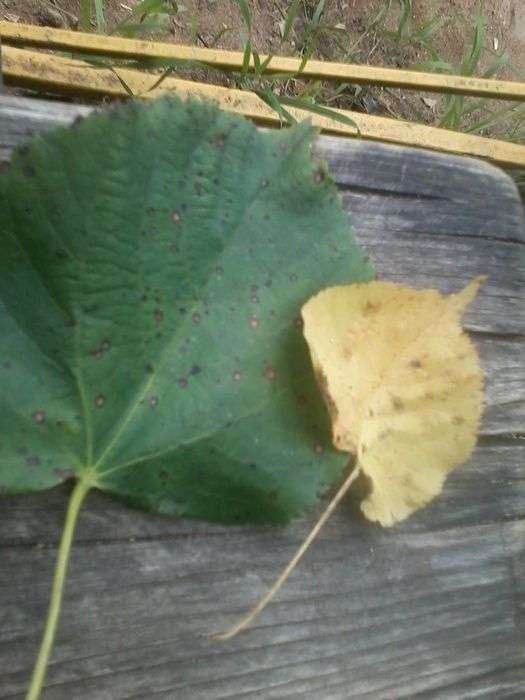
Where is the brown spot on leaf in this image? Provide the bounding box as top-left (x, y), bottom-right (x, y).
top-left (392, 395), bottom-right (404, 411)
top-left (95, 394), bottom-right (105, 407)
top-left (32, 411), bottom-right (46, 425)
top-left (192, 312), bottom-right (201, 324)
top-left (232, 370), bottom-right (242, 381)
top-left (261, 178), bottom-right (269, 188)
top-left (313, 168), bottom-right (325, 183)
top-left (402, 473), bottom-right (415, 488)
top-left (149, 396), bottom-right (159, 408)
top-left (172, 210), bottom-right (181, 223)
top-left (154, 308), bottom-right (164, 323)
top-left (178, 378), bottom-right (188, 389)
top-left (452, 415), bottom-right (465, 425)
top-left (314, 443), bottom-right (324, 454)
top-left (264, 366), bottom-right (276, 381)
top-left (364, 301), bottom-right (381, 315)
top-left (249, 316), bottom-right (259, 329)
top-left (21, 161), bottom-right (35, 178)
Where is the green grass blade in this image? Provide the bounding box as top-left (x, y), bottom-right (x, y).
top-left (397, 0), bottom-right (412, 39)
top-left (209, 26), bottom-right (233, 48)
top-left (109, 68), bottom-right (136, 96)
top-left (129, 56), bottom-right (208, 72)
top-left (263, 72), bottom-right (301, 84)
top-left (260, 53), bottom-right (274, 73)
top-left (298, 33), bottom-right (319, 74)
top-left (80, 0), bottom-right (91, 32)
top-left (282, 0), bottom-right (302, 41)
top-left (255, 88), bottom-right (297, 125)
top-left (234, 0), bottom-right (252, 32)
top-left (483, 51), bottom-right (510, 78)
top-left (278, 95), bottom-right (361, 134)
top-left (252, 49), bottom-right (261, 75)
top-left (129, 0), bottom-right (177, 16)
top-left (368, 0), bottom-right (393, 30)
top-left (461, 9), bottom-right (484, 75)
top-left (465, 104), bottom-right (525, 135)
top-left (94, 0), bottom-right (107, 33)
top-left (241, 38), bottom-right (252, 79)
top-left (311, 0), bottom-right (326, 27)
top-left (415, 58), bottom-right (454, 74)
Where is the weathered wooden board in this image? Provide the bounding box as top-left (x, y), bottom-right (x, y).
top-left (0, 96), bottom-right (523, 700)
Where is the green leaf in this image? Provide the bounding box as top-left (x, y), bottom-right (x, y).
top-left (0, 98), bottom-right (373, 524)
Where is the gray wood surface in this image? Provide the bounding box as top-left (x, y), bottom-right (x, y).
top-left (0, 95), bottom-right (523, 700)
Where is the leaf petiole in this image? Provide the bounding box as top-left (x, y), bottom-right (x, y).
top-left (213, 464), bottom-right (361, 641)
top-left (26, 478), bottom-right (91, 700)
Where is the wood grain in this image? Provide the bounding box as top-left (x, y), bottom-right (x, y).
top-left (0, 96), bottom-right (523, 700)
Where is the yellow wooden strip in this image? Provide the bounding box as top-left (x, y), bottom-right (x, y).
top-left (3, 46), bottom-right (525, 168)
top-left (1, 21), bottom-right (525, 102)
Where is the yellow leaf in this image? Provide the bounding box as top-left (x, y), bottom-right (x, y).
top-left (302, 277), bottom-right (484, 527)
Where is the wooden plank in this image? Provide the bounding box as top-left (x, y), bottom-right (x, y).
top-left (0, 96), bottom-right (523, 699)
top-left (2, 21), bottom-right (525, 102)
top-left (3, 46), bottom-right (525, 169)
top-left (1, 515), bottom-right (523, 698)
